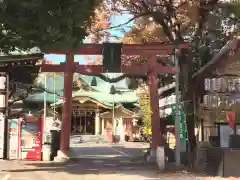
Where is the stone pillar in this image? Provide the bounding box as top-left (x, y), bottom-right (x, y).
top-left (95, 110), bottom-right (100, 135)
top-left (119, 117), bottom-right (125, 143)
top-left (101, 118), bottom-right (105, 135)
top-left (112, 117), bottom-right (116, 135)
top-left (59, 54), bottom-right (74, 155)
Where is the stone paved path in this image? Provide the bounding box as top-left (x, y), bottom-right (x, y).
top-left (0, 137), bottom-right (230, 180)
top-left (0, 157), bottom-right (231, 180)
top-left (0, 160), bottom-right (229, 180)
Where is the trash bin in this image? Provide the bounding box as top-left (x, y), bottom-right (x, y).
top-left (42, 143), bottom-right (51, 161)
top-left (50, 130), bottom-right (61, 161)
top-left (229, 134), bottom-right (240, 148)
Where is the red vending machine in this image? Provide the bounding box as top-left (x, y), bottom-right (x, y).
top-left (19, 116), bottom-right (42, 160)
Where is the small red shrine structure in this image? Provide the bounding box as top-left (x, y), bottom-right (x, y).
top-left (37, 43), bottom-right (187, 154)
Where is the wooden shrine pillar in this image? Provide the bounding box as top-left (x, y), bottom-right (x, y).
top-left (60, 53), bottom-right (74, 152)
top-left (95, 109), bottom-right (100, 135)
top-left (149, 56), bottom-right (162, 149)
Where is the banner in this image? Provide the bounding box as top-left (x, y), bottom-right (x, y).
top-left (171, 104), bottom-right (187, 142)
top-left (226, 111), bottom-right (235, 129)
top-left (138, 90), bottom-right (151, 134)
top-left (8, 119), bottom-right (19, 159)
top-left (219, 125), bottom-right (234, 147)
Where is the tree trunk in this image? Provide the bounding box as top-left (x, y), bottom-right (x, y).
top-left (180, 58), bottom-right (197, 167)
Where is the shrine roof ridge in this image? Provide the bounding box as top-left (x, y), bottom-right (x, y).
top-left (0, 53), bottom-right (43, 62)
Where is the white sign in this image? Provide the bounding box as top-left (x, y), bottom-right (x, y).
top-left (44, 117), bottom-right (61, 131)
top-left (0, 95), bottom-right (5, 108)
top-left (0, 113), bottom-right (5, 158)
top-left (219, 125), bottom-right (234, 147)
top-left (8, 119), bottom-right (19, 160)
top-left (45, 117), bottom-right (54, 132)
top-left (0, 76), bottom-right (6, 90)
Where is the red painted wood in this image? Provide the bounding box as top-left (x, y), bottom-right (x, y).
top-left (40, 64), bottom-right (65, 72)
top-left (122, 64), bottom-right (175, 74)
top-left (148, 56), bottom-right (163, 149)
top-left (47, 43), bottom-right (188, 55)
top-left (60, 54), bottom-right (74, 153)
top-left (75, 64), bottom-right (103, 75)
top-left (39, 64), bottom-right (175, 74)
top-left (153, 64), bottom-right (176, 74)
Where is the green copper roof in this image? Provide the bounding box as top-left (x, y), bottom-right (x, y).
top-left (79, 74), bottom-right (131, 92)
top-left (25, 91), bottom-right (60, 103)
top-left (51, 90), bottom-right (138, 107)
top-left (72, 90), bottom-right (138, 104)
top-left (35, 73), bottom-right (83, 93)
top-left (29, 73), bottom-right (139, 106)
top-left (35, 73), bottom-right (132, 93)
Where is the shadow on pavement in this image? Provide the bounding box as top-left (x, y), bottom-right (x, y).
top-left (1, 143), bottom-right (206, 179)
top-left (109, 145), bottom-right (147, 156)
top-left (3, 157), bottom-right (161, 180)
top-left (2, 159), bottom-right (207, 180)
top-left (69, 143), bottom-right (148, 158)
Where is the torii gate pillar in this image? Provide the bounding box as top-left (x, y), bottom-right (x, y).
top-left (59, 54), bottom-right (74, 156)
top-left (149, 56), bottom-right (162, 149)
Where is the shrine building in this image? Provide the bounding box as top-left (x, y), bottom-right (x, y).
top-left (16, 73), bottom-right (141, 141)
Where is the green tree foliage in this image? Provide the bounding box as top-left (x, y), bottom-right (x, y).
top-left (0, 0), bottom-right (101, 53)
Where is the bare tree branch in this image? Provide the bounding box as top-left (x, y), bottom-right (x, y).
top-left (8, 81), bottom-right (62, 107)
top-left (94, 12), bottom-right (150, 33)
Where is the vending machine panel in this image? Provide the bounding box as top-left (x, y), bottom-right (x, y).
top-left (20, 119), bottom-right (42, 160)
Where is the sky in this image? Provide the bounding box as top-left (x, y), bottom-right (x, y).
top-left (44, 13), bottom-right (133, 65)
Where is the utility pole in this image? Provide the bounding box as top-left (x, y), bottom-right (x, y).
top-left (3, 74), bottom-right (9, 160)
top-left (43, 75), bottom-right (47, 143)
top-left (174, 48), bottom-right (181, 167)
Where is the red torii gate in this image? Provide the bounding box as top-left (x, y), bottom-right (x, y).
top-left (38, 43), bottom-right (187, 155)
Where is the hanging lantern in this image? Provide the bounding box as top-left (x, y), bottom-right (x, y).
top-left (102, 42), bottom-right (122, 72)
top-left (109, 85), bottom-right (116, 95)
top-left (91, 77), bottom-right (97, 86)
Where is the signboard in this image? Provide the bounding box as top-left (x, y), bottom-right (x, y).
top-left (219, 125), bottom-right (234, 147)
top-left (171, 104), bottom-right (187, 142)
top-left (44, 117), bottom-right (54, 132)
top-left (8, 119), bottom-right (19, 159)
top-left (226, 111), bottom-right (235, 129)
top-left (0, 76), bottom-right (6, 90)
top-left (20, 119), bottom-right (42, 160)
top-left (139, 91), bottom-right (151, 134)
